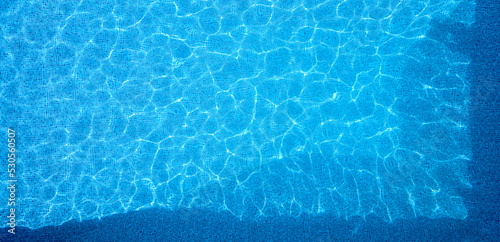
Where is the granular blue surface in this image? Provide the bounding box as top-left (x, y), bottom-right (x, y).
top-left (1, 0), bottom-right (498, 241)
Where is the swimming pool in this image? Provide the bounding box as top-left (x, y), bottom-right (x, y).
top-left (2, 0), bottom-right (498, 241)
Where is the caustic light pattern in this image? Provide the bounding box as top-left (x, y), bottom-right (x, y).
top-left (1, 0), bottom-right (474, 228)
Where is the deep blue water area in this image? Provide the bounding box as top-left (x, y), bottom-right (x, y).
top-left (1, 0), bottom-right (499, 241)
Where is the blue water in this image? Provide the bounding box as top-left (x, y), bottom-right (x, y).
top-left (1, 0), bottom-right (498, 241)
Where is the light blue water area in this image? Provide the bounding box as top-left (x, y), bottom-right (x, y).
top-left (1, 0), bottom-right (475, 229)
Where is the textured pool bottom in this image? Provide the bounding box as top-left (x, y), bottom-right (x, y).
top-left (1, 0), bottom-right (474, 228)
